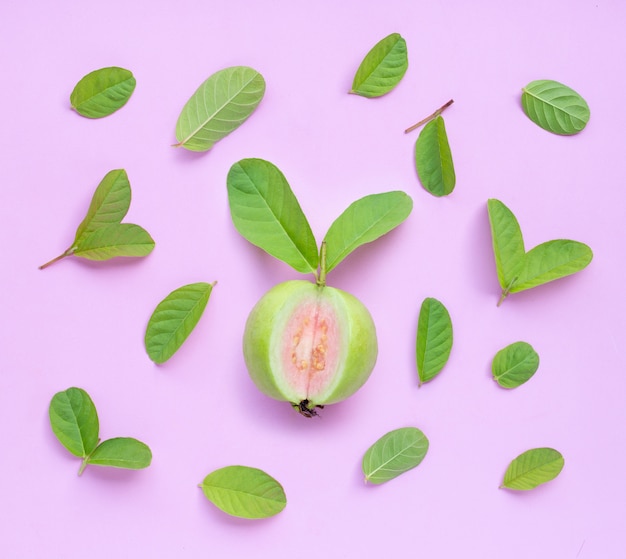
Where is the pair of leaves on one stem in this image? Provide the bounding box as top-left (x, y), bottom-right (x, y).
top-left (49, 387), bottom-right (152, 476)
top-left (487, 198), bottom-right (593, 305)
top-left (70, 66), bottom-right (136, 118)
top-left (39, 169), bottom-right (155, 269)
top-left (226, 158), bottom-right (413, 283)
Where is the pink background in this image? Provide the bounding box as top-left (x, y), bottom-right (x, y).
top-left (1, 1), bottom-right (625, 557)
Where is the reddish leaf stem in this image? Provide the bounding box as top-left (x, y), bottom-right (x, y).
top-left (405, 99), bottom-right (454, 134)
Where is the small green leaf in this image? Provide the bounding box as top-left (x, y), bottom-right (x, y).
top-left (70, 67), bottom-right (136, 118)
top-left (323, 191), bottom-right (413, 274)
top-left (49, 387), bottom-right (99, 459)
top-left (362, 427), bottom-right (429, 485)
top-left (492, 341), bottom-right (540, 388)
top-left (227, 158), bottom-right (319, 275)
top-left (74, 169), bottom-right (131, 243)
top-left (416, 298), bottom-right (453, 385)
top-left (86, 438), bottom-right (152, 470)
top-left (73, 223), bottom-right (155, 261)
top-left (501, 448), bottom-right (564, 490)
top-left (521, 79), bottom-right (590, 135)
top-left (511, 240), bottom-right (593, 293)
top-left (200, 466), bottom-right (287, 519)
top-left (145, 282), bottom-right (215, 364)
top-left (175, 66), bottom-right (265, 151)
top-left (414, 116), bottom-right (456, 197)
top-left (350, 33), bottom-right (408, 98)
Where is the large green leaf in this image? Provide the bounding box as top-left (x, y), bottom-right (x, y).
top-left (145, 282), bottom-right (215, 364)
top-left (501, 448), bottom-right (564, 490)
top-left (511, 240), bottom-right (593, 293)
top-left (414, 116), bottom-right (456, 197)
top-left (323, 191), bottom-right (413, 274)
top-left (521, 79), bottom-right (590, 135)
top-left (175, 66), bottom-right (265, 151)
top-left (362, 427), bottom-right (429, 485)
top-left (73, 223), bottom-right (155, 261)
top-left (227, 158), bottom-right (319, 275)
top-left (74, 169), bottom-right (131, 243)
top-left (70, 67), bottom-right (136, 118)
top-left (350, 33), bottom-right (408, 98)
top-left (416, 298), bottom-right (453, 385)
top-left (49, 387), bottom-right (99, 459)
top-left (492, 341), bottom-right (539, 389)
top-left (487, 199), bottom-right (525, 293)
top-left (200, 466), bottom-right (287, 519)
top-left (87, 438), bottom-right (152, 470)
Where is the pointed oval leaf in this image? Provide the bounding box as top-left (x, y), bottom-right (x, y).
top-left (70, 67), bottom-right (136, 118)
top-left (502, 447), bottom-right (564, 490)
top-left (227, 158), bottom-right (318, 275)
top-left (350, 33), bottom-right (408, 98)
top-left (49, 387), bottom-right (99, 458)
top-left (414, 116), bottom-right (456, 197)
top-left (145, 282), bottom-right (215, 364)
top-left (521, 79), bottom-right (590, 135)
top-left (200, 465), bottom-right (287, 519)
top-left (323, 191), bottom-right (413, 274)
top-left (73, 223), bottom-right (155, 261)
top-left (87, 437), bottom-right (152, 470)
top-left (487, 199), bottom-right (525, 296)
top-left (492, 341), bottom-right (539, 388)
top-left (416, 298), bottom-right (453, 385)
top-left (362, 427), bottom-right (429, 485)
top-left (510, 240), bottom-right (593, 293)
top-left (74, 169), bottom-right (131, 243)
top-left (175, 66), bottom-right (265, 152)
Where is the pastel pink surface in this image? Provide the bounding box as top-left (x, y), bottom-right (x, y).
top-left (1, 1), bottom-right (624, 557)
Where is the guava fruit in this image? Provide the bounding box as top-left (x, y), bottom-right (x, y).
top-left (243, 280), bottom-right (378, 417)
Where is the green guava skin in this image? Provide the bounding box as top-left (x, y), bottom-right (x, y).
top-left (243, 280), bottom-right (378, 412)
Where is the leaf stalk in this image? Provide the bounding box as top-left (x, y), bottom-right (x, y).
top-left (39, 248), bottom-right (75, 270)
top-left (317, 241), bottom-right (327, 287)
top-left (405, 99), bottom-right (454, 133)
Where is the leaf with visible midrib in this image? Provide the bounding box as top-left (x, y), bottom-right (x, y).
top-left (487, 199), bottom-right (525, 292)
top-left (87, 438), bottom-right (152, 470)
top-left (323, 191), bottom-right (413, 274)
top-left (501, 448), bottom-right (564, 490)
top-left (175, 66), bottom-right (265, 152)
top-left (70, 67), bottom-right (136, 118)
top-left (227, 158), bottom-right (319, 275)
top-left (492, 341), bottom-right (539, 388)
top-left (362, 427), bottom-right (429, 484)
top-left (73, 223), bottom-right (155, 261)
top-left (414, 116), bottom-right (456, 197)
top-left (200, 466), bottom-right (287, 519)
top-left (145, 282), bottom-right (215, 364)
top-left (416, 298), bottom-right (453, 385)
top-left (74, 169), bottom-right (131, 243)
top-left (350, 33), bottom-right (408, 98)
top-left (49, 387), bottom-right (99, 458)
top-left (521, 79), bottom-right (590, 135)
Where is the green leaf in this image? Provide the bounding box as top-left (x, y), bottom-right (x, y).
top-left (416, 298), bottom-right (453, 385)
top-left (227, 158), bottom-right (319, 275)
top-left (487, 199), bottom-right (525, 294)
top-left (492, 341), bottom-right (540, 388)
top-left (323, 191), bottom-right (413, 274)
top-left (49, 387), bottom-right (99, 459)
top-left (74, 169), bottom-right (131, 243)
top-left (87, 437), bottom-right (152, 470)
top-left (414, 116), bottom-right (456, 197)
top-left (73, 223), bottom-right (155, 261)
top-left (145, 282), bottom-right (215, 364)
top-left (521, 79), bottom-right (590, 135)
top-left (350, 33), bottom-right (408, 98)
top-left (70, 67), bottom-right (136, 118)
top-left (362, 427), bottom-right (429, 485)
top-left (511, 240), bottom-right (593, 293)
top-left (175, 66), bottom-right (265, 152)
top-left (200, 466), bottom-right (287, 519)
top-left (501, 448), bottom-right (564, 490)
